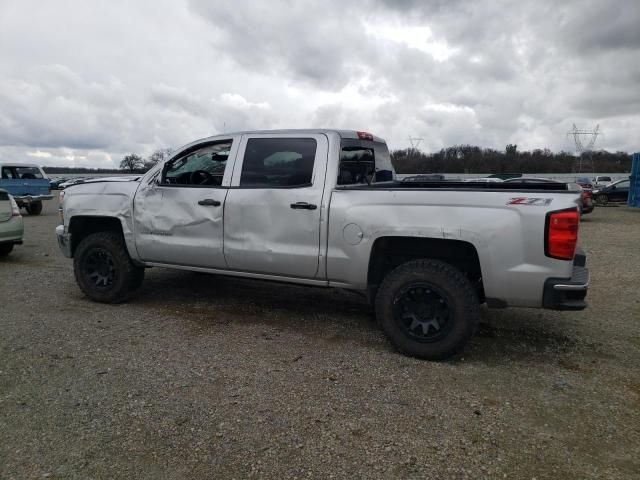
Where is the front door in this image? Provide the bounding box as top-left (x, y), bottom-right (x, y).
top-left (223, 134), bottom-right (328, 278)
top-left (133, 138), bottom-right (238, 268)
top-left (610, 179), bottom-right (629, 202)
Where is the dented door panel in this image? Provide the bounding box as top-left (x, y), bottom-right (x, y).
top-left (133, 136), bottom-right (239, 268)
top-left (223, 134), bottom-right (329, 278)
top-left (134, 185), bottom-right (229, 268)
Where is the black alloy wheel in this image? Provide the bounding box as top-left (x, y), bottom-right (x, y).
top-left (392, 283), bottom-right (453, 343)
top-left (84, 248), bottom-right (117, 289)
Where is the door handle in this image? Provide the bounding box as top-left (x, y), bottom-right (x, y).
top-left (290, 202), bottom-right (317, 210)
top-left (198, 198), bottom-right (221, 206)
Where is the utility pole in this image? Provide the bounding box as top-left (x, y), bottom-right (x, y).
top-left (567, 124), bottom-right (601, 173)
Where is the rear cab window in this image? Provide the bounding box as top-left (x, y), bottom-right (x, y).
top-left (338, 138), bottom-right (394, 185)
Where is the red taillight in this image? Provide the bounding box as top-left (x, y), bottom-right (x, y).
top-left (545, 209), bottom-right (579, 260)
top-left (582, 190), bottom-right (592, 199)
top-left (356, 131), bottom-right (374, 140)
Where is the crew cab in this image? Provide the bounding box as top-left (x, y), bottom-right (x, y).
top-left (56, 130), bottom-right (589, 359)
top-left (0, 163), bottom-right (53, 215)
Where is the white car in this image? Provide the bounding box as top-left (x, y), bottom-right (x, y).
top-left (592, 176), bottom-right (612, 188)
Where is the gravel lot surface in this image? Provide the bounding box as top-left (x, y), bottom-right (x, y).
top-left (1, 195), bottom-right (639, 479)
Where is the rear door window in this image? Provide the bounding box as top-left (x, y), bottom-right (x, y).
top-left (240, 138), bottom-right (317, 187)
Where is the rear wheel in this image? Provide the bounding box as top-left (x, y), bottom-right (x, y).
top-left (26, 202), bottom-right (43, 215)
top-left (73, 231), bottom-right (145, 303)
top-left (375, 259), bottom-right (479, 360)
top-left (0, 244), bottom-right (14, 257)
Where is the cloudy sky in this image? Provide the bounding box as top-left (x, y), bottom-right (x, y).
top-left (0, 0), bottom-right (638, 168)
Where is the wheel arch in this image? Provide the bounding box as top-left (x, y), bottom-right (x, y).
top-left (367, 236), bottom-right (485, 303)
top-left (68, 216), bottom-right (126, 257)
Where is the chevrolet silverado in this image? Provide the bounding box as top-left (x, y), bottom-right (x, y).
top-left (56, 130), bottom-right (589, 359)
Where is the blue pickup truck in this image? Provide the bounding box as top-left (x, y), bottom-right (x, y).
top-left (0, 163), bottom-right (53, 215)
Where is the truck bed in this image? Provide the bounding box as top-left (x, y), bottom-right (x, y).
top-left (336, 180), bottom-right (580, 192)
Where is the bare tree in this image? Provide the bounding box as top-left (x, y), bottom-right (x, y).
top-left (145, 148), bottom-right (172, 169)
top-left (119, 154), bottom-right (144, 172)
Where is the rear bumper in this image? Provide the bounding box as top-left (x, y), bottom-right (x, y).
top-left (542, 248), bottom-right (589, 310)
top-left (0, 216), bottom-right (24, 244)
top-left (55, 224), bottom-right (72, 258)
top-left (14, 194), bottom-right (53, 206)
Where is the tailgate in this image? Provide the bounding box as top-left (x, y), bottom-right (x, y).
top-left (0, 178), bottom-right (50, 196)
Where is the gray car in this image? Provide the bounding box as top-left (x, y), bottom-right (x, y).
top-left (0, 189), bottom-right (24, 257)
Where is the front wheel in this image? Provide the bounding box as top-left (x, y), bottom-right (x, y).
top-left (595, 194), bottom-right (608, 206)
top-left (0, 244), bottom-right (14, 257)
top-left (73, 231), bottom-right (145, 303)
top-left (375, 259), bottom-right (479, 360)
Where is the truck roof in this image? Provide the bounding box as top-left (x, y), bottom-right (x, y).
top-left (189, 129), bottom-right (386, 144)
top-left (0, 162), bottom-right (43, 168)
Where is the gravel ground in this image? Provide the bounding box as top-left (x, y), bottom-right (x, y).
top-left (1, 196), bottom-right (639, 479)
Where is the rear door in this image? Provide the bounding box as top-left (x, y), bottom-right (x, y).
top-left (223, 134), bottom-right (328, 278)
top-left (133, 138), bottom-right (238, 268)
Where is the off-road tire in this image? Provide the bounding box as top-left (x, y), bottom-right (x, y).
top-left (375, 259), bottom-right (480, 360)
top-left (26, 202), bottom-right (43, 215)
top-left (0, 243), bottom-right (14, 257)
top-left (73, 231), bottom-right (145, 303)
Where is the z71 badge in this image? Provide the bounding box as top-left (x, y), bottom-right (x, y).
top-left (507, 197), bottom-right (553, 206)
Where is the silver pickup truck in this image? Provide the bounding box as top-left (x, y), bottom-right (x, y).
top-left (56, 129), bottom-right (589, 359)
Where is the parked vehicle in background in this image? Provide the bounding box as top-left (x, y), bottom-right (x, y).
top-left (502, 177), bottom-right (559, 184)
top-left (575, 177), bottom-right (593, 189)
top-left (503, 177), bottom-right (593, 214)
top-left (594, 178), bottom-right (630, 205)
top-left (59, 178), bottom-right (90, 190)
top-left (488, 173), bottom-right (522, 180)
top-left (0, 163), bottom-right (52, 215)
top-left (463, 177), bottom-right (503, 183)
top-left (49, 177), bottom-right (70, 190)
top-left (580, 188), bottom-right (594, 214)
top-left (593, 176), bottom-right (612, 188)
top-left (56, 129), bottom-right (589, 360)
top-left (402, 174), bottom-right (445, 182)
top-left (0, 189), bottom-right (23, 257)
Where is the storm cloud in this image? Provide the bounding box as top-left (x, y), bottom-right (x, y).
top-left (0, 0), bottom-right (638, 168)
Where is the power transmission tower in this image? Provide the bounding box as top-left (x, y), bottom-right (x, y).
top-left (408, 136), bottom-right (424, 153)
top-left (567, 124), bottom-right (601, 173)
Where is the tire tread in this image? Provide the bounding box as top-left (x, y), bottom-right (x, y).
top-left (375, 259), bottom-right (479, 360)
top-left (73, 231), bottom-right (144, 303)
